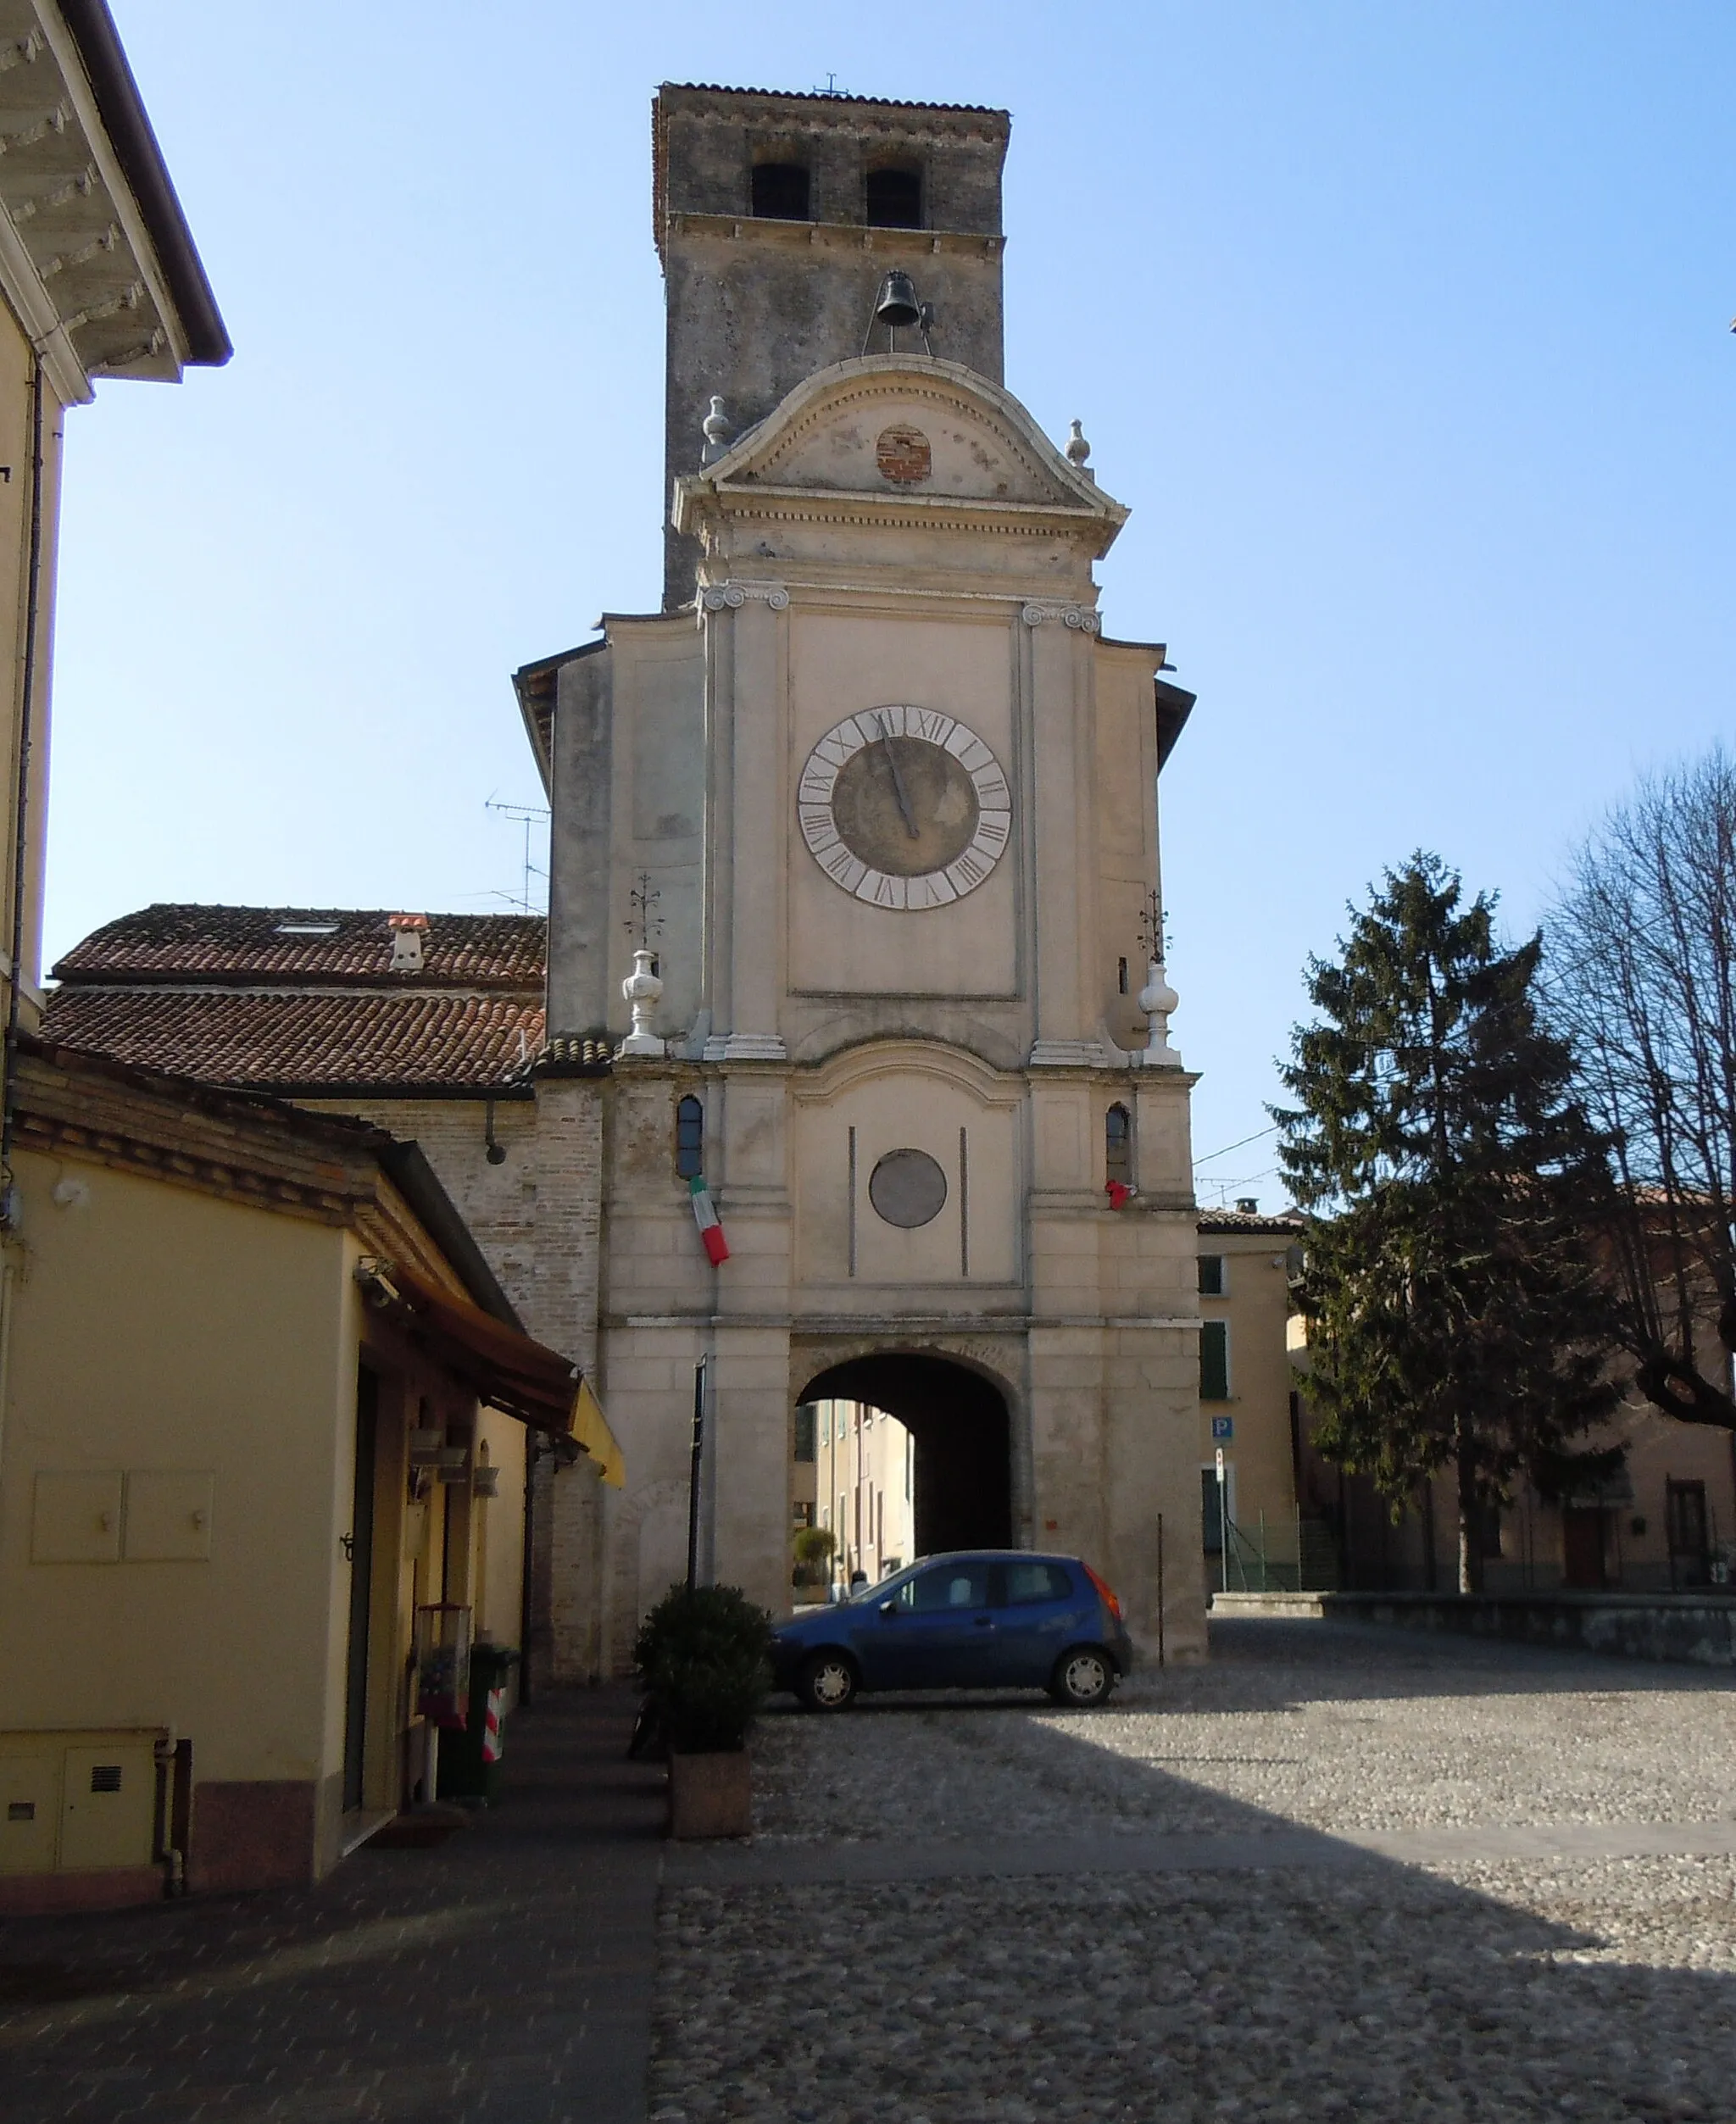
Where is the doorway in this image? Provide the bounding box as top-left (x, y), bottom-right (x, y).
top-left (1561, 1505), bottom-right (1607, 1590)
top-left (342, 1365), bottom-right (379, 1813)
top-left (796, 1353), bottom-right (1013, 1576)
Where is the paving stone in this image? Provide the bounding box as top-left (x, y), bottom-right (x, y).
top-left (650, 1620), bottom-right (1736, 2122)
top-left (0, 1691), bottom-right (662, 2124)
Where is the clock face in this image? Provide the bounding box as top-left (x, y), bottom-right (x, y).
top-left (798, 707), bottom-right (1012, 910)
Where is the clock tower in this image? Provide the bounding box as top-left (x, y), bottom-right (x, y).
top-left (517, 85), bottom-right (1205, 1675)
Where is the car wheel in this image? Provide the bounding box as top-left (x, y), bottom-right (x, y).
top-left (798, 1651), bottom-right (859, 1712)
top-left (1049, 1647), bottom-right (1114, 1709)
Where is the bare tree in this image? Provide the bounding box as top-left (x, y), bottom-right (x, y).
top-left (1550, 748), bottom-right (1736, 1430)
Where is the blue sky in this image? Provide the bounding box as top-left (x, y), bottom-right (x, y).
top-left (47, 3), bottom-right (1736, 1204)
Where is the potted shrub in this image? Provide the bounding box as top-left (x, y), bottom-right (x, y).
top-left (634, 1583), bottom-right (773, 1839)
top-left (792, 1524), bottom-right (836, 1595)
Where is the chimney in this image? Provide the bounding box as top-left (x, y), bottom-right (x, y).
top-left (1236, 1197), bottom-right (1259, 1215)
top-left (387, 913), bottom-right (429, 974)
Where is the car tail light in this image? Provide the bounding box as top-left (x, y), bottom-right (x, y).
top-left (1082, 1561), bottom-right (1122, 1621)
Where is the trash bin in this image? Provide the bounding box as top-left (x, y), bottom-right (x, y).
top-left (437, 1643), bottom-right (520, 1804)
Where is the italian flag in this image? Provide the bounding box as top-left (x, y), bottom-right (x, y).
top-left (688, 1175), bottom-right (731, 1265)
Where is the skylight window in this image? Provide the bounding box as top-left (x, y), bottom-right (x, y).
top-left (275, 923), bottom-right (339, 936)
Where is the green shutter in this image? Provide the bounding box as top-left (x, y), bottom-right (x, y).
top-left (1198, 1254), bottom-right (1225, 1296)
top-left (1199, 1320), bottom-right (1230, 1402)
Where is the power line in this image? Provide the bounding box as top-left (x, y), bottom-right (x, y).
top-left (1193, 1121), bottom-right (1279, 1170)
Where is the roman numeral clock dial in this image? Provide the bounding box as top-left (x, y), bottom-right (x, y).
top-left (798, 708), bottom-right (1012, 910)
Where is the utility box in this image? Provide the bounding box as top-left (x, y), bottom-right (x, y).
top-left (0, 1731), bottom-right (165, 1881)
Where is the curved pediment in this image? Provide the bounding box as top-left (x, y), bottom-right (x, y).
top-left (675, 357), bottom-right (1126, 537)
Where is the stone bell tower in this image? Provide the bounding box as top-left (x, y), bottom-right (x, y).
top-left (654, 85), bottom-right (1010, 606)
top-left (518, 84), bottom-right (1205, 1680)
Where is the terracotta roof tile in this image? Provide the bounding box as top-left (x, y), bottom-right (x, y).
top-left (535, 1035), bottom-right (614, 1074)
top-left (42, 987), bottom-right (547, 1093)
top-left (1197, 1208), bottom-right (1304, 1236)
top-left (52, 904), bottom-right (545, 989)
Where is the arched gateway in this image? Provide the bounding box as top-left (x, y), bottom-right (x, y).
top-left (518, 86), bottom-right (1206, 1678)
top-left (798, 1350), bottom-right (1015, 1560)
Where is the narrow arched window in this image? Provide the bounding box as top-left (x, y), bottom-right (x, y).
top-left (865, 165), bottom-right (922, 229)
top-left (751, 162), bottom-right (810, 220)
top-left (675, 1094), bottom-right (704, 1180)
top-left (1105, 1104), bottom-right (1132, 1187)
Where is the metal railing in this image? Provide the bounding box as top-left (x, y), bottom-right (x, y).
top-left (1217, 1508), bottom-right (1342, 1593)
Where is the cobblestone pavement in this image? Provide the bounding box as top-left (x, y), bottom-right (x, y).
top-left (649, 1621), bottom-right (1736, 2123)
top-left (0, 1690), bottom-right (664, 2124)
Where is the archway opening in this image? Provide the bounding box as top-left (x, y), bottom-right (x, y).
top-left (796, 1354), bottom-right (1012, 1589)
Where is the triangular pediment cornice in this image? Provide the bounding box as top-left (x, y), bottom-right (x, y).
top-left (673, 357), bottom-right (1127, 553)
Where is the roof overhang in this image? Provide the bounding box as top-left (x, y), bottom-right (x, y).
top-left (355, 1256), bottom-right (580, 1437)
top-left (0, 1), bottom-right (230, 405)
top-left (1155, 676), bottom-right (1196, 770)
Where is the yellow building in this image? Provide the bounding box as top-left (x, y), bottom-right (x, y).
top-left (0, 0), bottom-right (227, 1113)
top-left (1196, 1205), bottom-right (1309, 1591)
top-left (802, 1398), bottom-right (916, 1593)
top-left (0, 1040), bottom-right (583, 1911)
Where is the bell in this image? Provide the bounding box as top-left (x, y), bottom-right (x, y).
top-left (873, 270), bottom-right (922, 329)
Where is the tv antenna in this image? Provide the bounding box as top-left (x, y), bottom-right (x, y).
top-left (485, 798), bottom-right (549, 915)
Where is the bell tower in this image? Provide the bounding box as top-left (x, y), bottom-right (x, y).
top-left (517, 83), bottom-right (1206, 1686)
top-left (653, 84), bottom-right (1010, 605)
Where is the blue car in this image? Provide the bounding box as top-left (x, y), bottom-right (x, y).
top-left (771, 1550), bottom-right (1133, 1711)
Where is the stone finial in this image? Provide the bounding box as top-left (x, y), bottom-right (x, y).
top-left (619, 948), bottom-right (665, 1057)
top-left (1066, 418), bottom-right (1091, 468)
top-left (1137, 957), bottom-right (1182, 1067)
top-left (701, 396), bottom-right (732, 465)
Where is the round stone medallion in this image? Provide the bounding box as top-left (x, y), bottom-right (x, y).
top-left (868, 1148), bottom-right (949, 1228)
top-left (875, 423), bottom-right (932, 483)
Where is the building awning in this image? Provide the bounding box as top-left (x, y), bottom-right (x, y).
top-left (356, 1257), bottom-right (586, 1439)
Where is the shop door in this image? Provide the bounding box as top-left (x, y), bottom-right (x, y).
top-left (342, 1365), bottom-right (379, 1812)
top-left (1561, 1507), bottom-right (1606, 1590)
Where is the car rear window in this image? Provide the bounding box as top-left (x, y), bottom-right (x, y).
top-left (1002, 1561), bottom-right (1074, 1604)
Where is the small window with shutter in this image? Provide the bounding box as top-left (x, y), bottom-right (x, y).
top-left (1199, 1254), bottom-right (1226, 1297)
top-left (1105, 1104), bottom-right (1132, 1187)
top-left (1199, 1320), bottom-right (1230, 1402)
top-left (675, 1095), bottom-right (704, 1180)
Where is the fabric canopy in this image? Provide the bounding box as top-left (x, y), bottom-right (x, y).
top-left (360, 1257), bottom-right (582, 1437)
top-left (574, 1376), bottom-right (625, 1488)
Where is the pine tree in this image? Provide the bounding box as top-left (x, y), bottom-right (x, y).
top-left (1276, 854), bottom-right (1620, 1593)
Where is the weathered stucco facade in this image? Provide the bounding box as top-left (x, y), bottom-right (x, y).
top-left (517, 86), bottom-right (1209, 1674)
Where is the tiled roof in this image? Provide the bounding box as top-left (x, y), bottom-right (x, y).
top-left (660, 83), bottom-right (1007, 117)
top-left (52, 905), bottom-right (545, 989)
top-left (536, 1035), bottom-right (614, 1075)
top-left (1197, 1208), bottom-right (1304, 1236)
top-left (42, 987), bottom-right (547, 1093)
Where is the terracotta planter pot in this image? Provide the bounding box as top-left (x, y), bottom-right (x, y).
top-left (668, 1749), bottom-right (751, 1839)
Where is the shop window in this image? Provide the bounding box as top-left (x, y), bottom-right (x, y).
top-left (752, 161), bottom-right (810, 220)
top-left (675, 1094), bottom-right (704, 1179)
top-left (865, 165), bottom-right (922, 228)
top-left (1105, 1104), bottom-right (1132, 1187)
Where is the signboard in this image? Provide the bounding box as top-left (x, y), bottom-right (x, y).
top-left (1215, 1447), bottom-right (1225, 1482)
top-left (1210, 1416), bottom-right (1234, 1441)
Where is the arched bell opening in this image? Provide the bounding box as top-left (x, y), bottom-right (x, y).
top-left (796, 1351), bottom-right (1014, 1571)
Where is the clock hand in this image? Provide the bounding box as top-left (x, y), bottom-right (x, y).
top-left (876, 713), bottom-right (921, 839)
